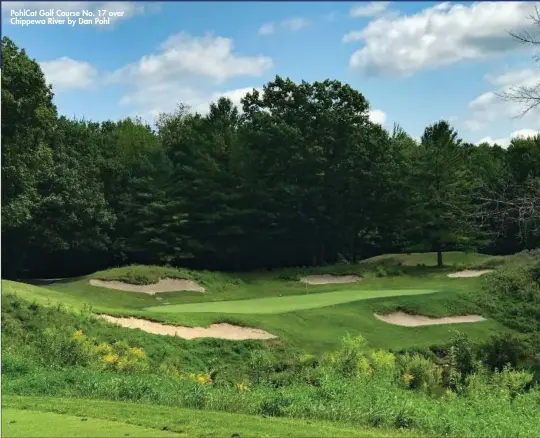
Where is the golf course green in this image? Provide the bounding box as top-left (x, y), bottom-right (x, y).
top-left (145, 288), bottom-right (438, 314)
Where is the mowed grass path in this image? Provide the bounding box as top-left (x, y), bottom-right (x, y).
top-left (145, 288), bottom-right (439, 314)
top-left (3, 396), bottom-right (409, 437)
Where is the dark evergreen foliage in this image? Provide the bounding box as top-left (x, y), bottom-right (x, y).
top-left (2, 37), bottom-right (539, 277)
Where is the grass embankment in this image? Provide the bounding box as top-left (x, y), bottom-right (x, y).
top-left (2, 295), bottom-right (539, 438)
top-left (6, 251), bottom-right (517, 353)
top-left (360, 251), bottom-right (508, 268)
top-left (3, 396), bottom-right (403, 437)
top-left (3, 254), bottom-right (540, 437)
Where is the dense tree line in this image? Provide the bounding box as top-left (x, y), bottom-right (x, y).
top-left (2, 36), bottom-right (539, 278)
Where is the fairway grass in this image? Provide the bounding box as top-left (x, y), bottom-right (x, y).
top-left (3, 253), bottom-right (513, 353)
top-left (3, 396), bottom-right (411, 437)
top-left (2, 409), bottom-right (177, 437)
top-left (145, 288), bottom-right (439, 314)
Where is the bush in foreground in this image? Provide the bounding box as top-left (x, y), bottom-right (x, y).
top-left (3, 324), bottom-right (540, 437)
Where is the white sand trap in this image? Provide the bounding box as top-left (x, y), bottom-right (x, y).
top-left (97, 315), bottom-right (277, 340)
top-left (89, 278), bottom-right (205, 294)
top-left (447, 269), bottom-right (494, 278)
top-left (300, 275), bottom-right (361, 285)
top-left (374, 311), bottom-right (486, 327)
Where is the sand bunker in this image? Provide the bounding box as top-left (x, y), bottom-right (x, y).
top-left (300, 275), bottom-right (361, 285)
top-left (447, 270), bottom-right (494, 278)
top-left (97, 315), bottom-right (277, 340)
top-left (374, 311), bottom-right (486, 327)
top-left (89, 278), bottom-right (205, 294)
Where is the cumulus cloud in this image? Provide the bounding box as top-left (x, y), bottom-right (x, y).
top-left (107, 33), bottom-right (273, 117)
top-left (350, 2), bottom-right (390, 18)
top-left (467, 67), bottom-right (540, 131)
top-left (344, 2), bottom-right (539, 76)
top-left (477, 128), bottom-right (539, 148)
top-left (281, 17), bottom-right (310, 31)
top-left (368, 109), bottom-right (387, 125)
top-left (2, 1), bottom-right (147, 25)
top-left (258, 22), bottom-right (275, 35)
top-left (40, 57), bottom-right (97, 91)
top-left (192, 87), bottom-right (263, 114)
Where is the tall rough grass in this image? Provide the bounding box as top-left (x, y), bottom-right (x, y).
top-left (4, 332), bottom-right (539, 437)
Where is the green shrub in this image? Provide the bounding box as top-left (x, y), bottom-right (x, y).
top-left (259, 394), bottom-right (294, 417)
top-left (1, 352), bottom-right (34, 376)
top-left (476, 262), bottom-right (540, 334)
top-left (329, 334), bottom-right (371, 378)
top-left (480, 333), bottom-right (534, 371)
top-left (398, 353), bottom-right (442, 393)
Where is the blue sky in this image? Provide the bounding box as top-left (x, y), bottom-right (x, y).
top-left (2, 1), bottom-right (540, 146)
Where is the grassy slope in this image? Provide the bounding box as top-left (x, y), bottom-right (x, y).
top-left (4, 252), bottom-right (514, 353)
top-left (3, 396), bottom-right (411, 437)
top-left (360, 251), bottom-right (505, 267)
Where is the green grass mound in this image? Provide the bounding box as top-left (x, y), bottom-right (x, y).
top-left (92, 265), bottom-right (239, 288)
top-left (360, 251), bottom-right (506, 269)
top-left (1, 280), bottom-right (81, 308)
top-left (146, 288), bottom-right (439, 314)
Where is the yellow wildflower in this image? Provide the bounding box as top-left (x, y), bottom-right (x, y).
top-left (94, 343), bottom-right (113, 355)
top-left (103, 353), bottom-right (119, 365)
top-left (117, 357), bottom-right (133, 371)
top-left (72, 329), bottom-right (84, 341)
top-left (236, 383), bottom-right (250, 392)
top-left (196, 373), bottom-right (211, 385)
top-left (402, 372), bottom-right (414, 385)
top-left (130, 347), bottom-right (146, 359)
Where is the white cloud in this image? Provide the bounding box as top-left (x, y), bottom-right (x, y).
top-left (369, 109), bottom-right (387, 125)
top-left (477, 128), bottom-right (539, 148)
top-left (108, 33), bottom-right (273, 117)
top-left (281, 17), bottom-right (310, 31)
top-left (258, 22), bottom-right (275, 36)
top-left (467, 67), bottom-right (540, 131)
top-left (350, 2), bottom-right (390, 18)
top-left (2, 1), bottom-right (146, 26)
top-left (193, 87), bottom-right (263, 114)
top-left (109, 33), bottom-right (273, 85)
top-left (40, 57), bottom-right (97, 91)
top-left (345, 2), bottom-right (539, 76)
top-left (257, 16), bottom-right (310, 37)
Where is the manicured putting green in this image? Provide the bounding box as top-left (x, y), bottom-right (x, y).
top-left (145, 288), bottom-right (438, 314)
top-left (2, 409), bottom-right (177, 437)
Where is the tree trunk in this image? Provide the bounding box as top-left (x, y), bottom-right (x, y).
top-left (436, 245), bottom-right (443, 267)
top-left (350, 232), bottom-right (357, 263)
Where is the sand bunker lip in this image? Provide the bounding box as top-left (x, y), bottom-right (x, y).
top-left (447, 269), bottom-right (494, 278)
top-left (96, 314), bottom-right (277, 340)
top-left (300, 274), bottom-right (361, 285)
top-left (374, 311), bottom-right (486, 327)
top-left (89, 278), bottom-right (205, 294)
